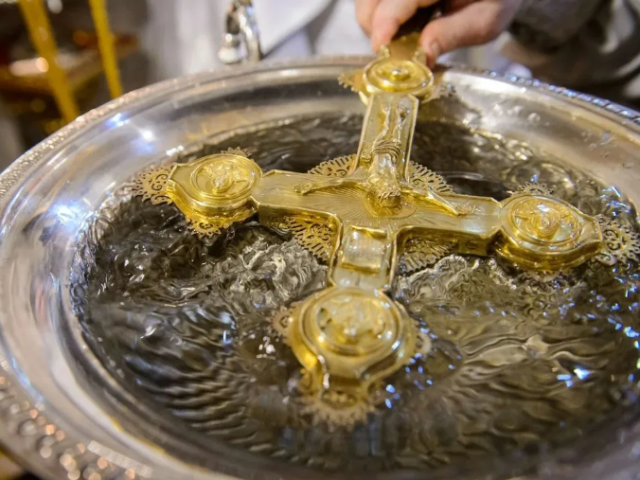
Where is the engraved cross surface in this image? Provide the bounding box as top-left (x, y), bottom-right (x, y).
top-left (253, 92), bottom-right (503, 290)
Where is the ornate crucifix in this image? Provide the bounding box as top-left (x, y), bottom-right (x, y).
top-left (134, 35), bottom-right (632, 423)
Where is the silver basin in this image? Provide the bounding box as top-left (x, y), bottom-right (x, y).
top-left (1, 56), bottom-right (640, 480)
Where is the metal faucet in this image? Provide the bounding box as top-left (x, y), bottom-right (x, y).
top-left (218, 0), bottom-right (262, 65)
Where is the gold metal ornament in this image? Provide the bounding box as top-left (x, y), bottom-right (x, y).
top-left (262, 213), bottom-right (338, 262)
top-left (131, 164), bottom-right (172, 205)
top-left (398, 236), bottom-right (453, 274)
top-left (496, 194), bottom-right (602, 271)
top-left (339, 33), bottom-right (433, 102)
top-left (133, 35), bottom-right (624, 427)
top-left (510, 182), bottom-right (554, 198)
top-left (289, 286), bottom-right (414, 402)
top-left (596, 217), bottom-right (640, 266)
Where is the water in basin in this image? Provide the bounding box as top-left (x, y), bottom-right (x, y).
top-left (70, 113), bottom-right (640, 474)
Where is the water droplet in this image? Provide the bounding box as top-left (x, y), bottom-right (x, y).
top-left (528, 112), bottom-right (541, 123)
top-left (600, 130), bottom-right (612, 146)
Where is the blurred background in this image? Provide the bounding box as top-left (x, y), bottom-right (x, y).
top-left (0, 0), bottom-right (528, 173)
top-left (0, 0), bottom-right (525, 477)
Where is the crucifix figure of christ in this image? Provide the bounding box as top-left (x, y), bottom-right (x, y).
top-left (134, 34), bottom-right (631, 422)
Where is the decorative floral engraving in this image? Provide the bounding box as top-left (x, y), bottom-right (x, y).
top-left (265, 214), bottom-right (337, 262)
top-left (510, 182), bottom-right (553, 198)
top-left (399, 237), bottom-right (454, 274)
top-left (596, 217), bottom-right (640, 265)
top-left (408, 162), bottom-right (452, 194)
top-left (308, 155), bottom-right (354, 178)
top-left (131, 164), bottom-right (173, 205)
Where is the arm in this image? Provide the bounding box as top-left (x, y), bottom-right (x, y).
top-left (355, 0), bottom-right (525, 67)
top-left (504, 0), bottom-right (640, 109)
top-left (356, 0), bottom-right (640, 108)
top-left (508, 0), bottom-right (604, 51)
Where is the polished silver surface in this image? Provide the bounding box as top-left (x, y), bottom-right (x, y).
top-left (0, 57), bottom-right (639, 480)
top-left (218, 0), bottom-right (262, 65)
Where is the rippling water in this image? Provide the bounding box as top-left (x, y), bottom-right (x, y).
top-left (71, 114), bottom-right (640, 475)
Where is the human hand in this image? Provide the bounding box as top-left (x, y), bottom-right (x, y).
top-left (356, 0), bottom-right (524, 67)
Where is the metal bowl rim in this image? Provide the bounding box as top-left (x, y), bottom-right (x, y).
top-left (0, 55), bottom-right (639, 480)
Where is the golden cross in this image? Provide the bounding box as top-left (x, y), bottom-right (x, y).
top-left (133, 34), bottom-right (611, 425)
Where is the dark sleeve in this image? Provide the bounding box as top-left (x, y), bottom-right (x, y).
top-left (505, 0), bottom-right (640, 109)
top-left (509, 0), bottom-right (605, 52)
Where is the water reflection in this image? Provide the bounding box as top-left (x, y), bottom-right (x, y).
top-left (71, 114), bottom-right (640, 474)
